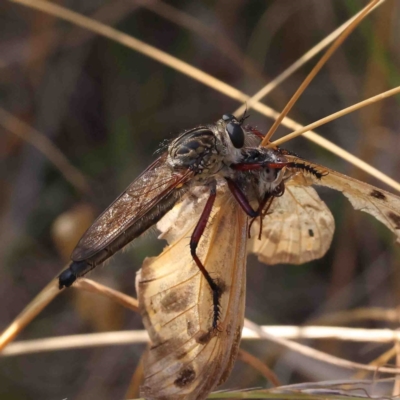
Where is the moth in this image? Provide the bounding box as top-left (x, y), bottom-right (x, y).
top-left (59, 114), bottom-right (400, 400)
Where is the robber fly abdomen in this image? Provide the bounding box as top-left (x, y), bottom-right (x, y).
top-left (59, 183), bottom-right (189, 288)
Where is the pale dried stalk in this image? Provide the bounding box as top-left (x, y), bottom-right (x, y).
top-left (271, 87), bottom-right (400, 148)
top-left (261, 0), bottom-right (381, 145)
top-left (244, 319), bottom-right (400, 375)
top-left (5, 325), bottom-right (400, 357)
top-left (8, 0), bottom-right (399, 192)
top-left (0, 278), bottom-right (137, 352)
top-left (237, 348), bottom-right (281, 387)
top-left (74, 279), bottom-right (139, 312)
top-left (0, 279), bottom-right (61, 350)
top-left (233, 0), bottom-right (386, 117)
top-left (1, 330), bottom-right (149, 356)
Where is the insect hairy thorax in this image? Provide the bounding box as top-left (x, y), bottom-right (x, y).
top-left (167, 114), bottom-right (249, 181)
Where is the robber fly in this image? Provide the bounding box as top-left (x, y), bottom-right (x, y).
top-left (136, 139), bottom-right (400, 400)
top-left (58, 113), bottom-right (289, 327)
top-left (59, 114), bottom-right (400, 400)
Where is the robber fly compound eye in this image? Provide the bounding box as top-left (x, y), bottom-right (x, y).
top-left (222, 113), bottom-right (245, 148)
top-left (226, 120), bottom-right (245, 149)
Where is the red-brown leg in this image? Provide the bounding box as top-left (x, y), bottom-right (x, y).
top-left (248, 194), bottom-right (274, 239)
top-left (225, 178), bottom-right (259, 218)
top-left (189, 181), bottom-right (222, 329)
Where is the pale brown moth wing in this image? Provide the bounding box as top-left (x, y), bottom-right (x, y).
top-left (136, 184), bottom-right (247, 400)
top-left (248, 183), bottom-right (335, 265)
top-left (72, 154), bottom-right (194, 261)
top-left (285, 155), bottom-right (400, 244)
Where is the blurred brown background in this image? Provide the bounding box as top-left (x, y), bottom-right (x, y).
top-left (1, 0), bottom-right (400, 399)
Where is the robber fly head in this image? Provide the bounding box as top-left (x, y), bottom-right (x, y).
top-left (167, 114), bottom-right (256, 179)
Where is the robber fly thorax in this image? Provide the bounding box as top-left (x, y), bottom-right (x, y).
top-left (167, 114), bottom-right (258, 181)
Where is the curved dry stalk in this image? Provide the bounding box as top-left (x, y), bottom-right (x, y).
top-left (354, 346), bottom-right (398, 380)
top-left (244, 319), bottom-right (400, 375)
top-left (233, 0), bottom-right (385, 118)
top-left (261, 0), bottom-right (381, 145)
top-left (237, 348), bottom-right (281, 387)
top-left (74, 278), bottom-right (139, 312)
top-left (242, 325), bottom-right (400, 343)
top-left (0, 277), bottom-right (138, 353)
top-left (0, 278), bottom-right (61, 351)
top-left (8, 0), bottom-right (399, 193)
top-left (0, 107), bottom-right (90, 194)
top-left (1, 330), bottom-right (149, 356)
top-left (5, 325), bottom-right (400, 357)
top-left (270, 86), bottom-right (400, 192)
top-left (271, 86), bottom-right (400, 148)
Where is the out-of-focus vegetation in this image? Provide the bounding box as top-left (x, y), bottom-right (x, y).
top-left (0, 1), bottom-right (400, 399)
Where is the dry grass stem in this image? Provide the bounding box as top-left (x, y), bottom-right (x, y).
top-left (261, 0), bottom-right (381, 145)
top-left (5, 324), bottom-right (400, 357)
top-left (271, 86), bottom-right (400, 148)
top-left (74, 278), bottom-right (139, 312)
top-left (1, 330), bottom-right (149, 356)
top-left (244, 319), bottom-right (400, 375)
top-left (233, 0), bottom-right (386, 117)
top-left (0, 278), bottom-right (61, 351)
top-left (354, 346), bottom-right (397, 380)
top-left (0, 107), bottom-right (90, 194)
top-left (8, 0), bottom-right (399, 193)
top-left (237, 348), bottom-right (281, 387)
top-left (242, 325), bottom-right (400, 343)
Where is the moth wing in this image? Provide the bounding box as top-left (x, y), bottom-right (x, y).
top-left (136, 185), bottom-right (247, 400)
top-left (285, 155), bottom-right (400, 244)
top-left (248, 183), bottom-right (334, 265)
top-left (72, 154), bottom-right (193, 261)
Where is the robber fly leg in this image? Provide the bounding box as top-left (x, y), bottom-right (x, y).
top-left (58, 260), bottom-right (95, 289)
top-left (225, 178), bottom-right (264, 238)
top-left (225, 178), bottom-right (259, 218)
top-left (189, 181), bottom-right (222, 329)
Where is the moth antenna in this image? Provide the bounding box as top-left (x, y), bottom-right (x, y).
top-left (289, 162), bottom-right (328, 180)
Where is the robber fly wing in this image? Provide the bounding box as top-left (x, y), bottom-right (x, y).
top-left (248, 182), bottom-right (335, 265)
top-left (72, 154), bottom-right (194, 261)
top-left (285, 155), bottom-right (400, 244)
top-left (136, 184), bottom-right (247, 399)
